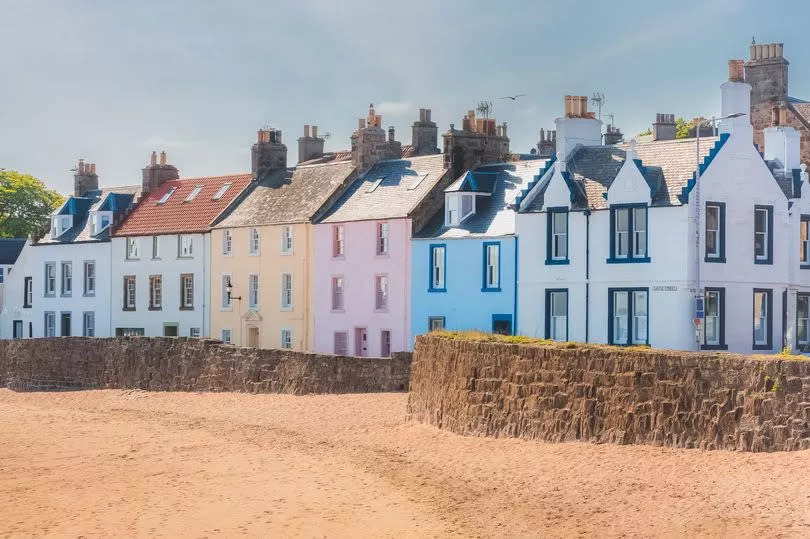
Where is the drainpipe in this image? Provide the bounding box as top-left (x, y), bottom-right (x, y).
top-left (585, 209), bottom-right (590, 342)
top-left (513, 235), bottom-right (519, 335)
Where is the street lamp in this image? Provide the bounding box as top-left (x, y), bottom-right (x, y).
top-left (693, 112), bottom-right (746, 348)
top-left (225, 278), bottom-right (241, 302)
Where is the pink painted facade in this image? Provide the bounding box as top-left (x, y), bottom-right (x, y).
top-left (312, 218), bottom-right (412, 356)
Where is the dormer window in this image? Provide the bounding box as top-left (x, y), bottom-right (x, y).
top-left (445, 193), bottom-right (475, 226)
top-left (158, 187), bottom-right (177, 205)
top-left (51, 215), bottom-right (73, 238)
top-left (90, 211), bottom-right (113, 235)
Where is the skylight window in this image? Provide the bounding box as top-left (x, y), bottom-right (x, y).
top-left (157, 187), bottom-right (177, 205)
top-left (408, 173), bottom-right (429, 191)
top-left (185, 185), bottom-right (203, 202)
top-left (212, 182), bottom-right (232, 200)
top-left (366, 177), bottom-right (384, 193)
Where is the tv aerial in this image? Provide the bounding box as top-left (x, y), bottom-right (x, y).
top-left (591, 92), bottom-right (606, 121)
top-left (476, 100), bottom-right (494, 119)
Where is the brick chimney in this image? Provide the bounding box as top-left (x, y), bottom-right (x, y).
top-left (536, 128), bottom-right (556, 158)
top-left (142, 151), bottom-right (179, 195)
top-left (604, 124), bottom-right (624, 145)
top-left (297, 124), bottom-right (325, 163)
top-left (652, 113), bottom-right (676, 141)
top-left (352, 104), bottom-right (401, 171)
top-left (554, 95), bottom-right (602, 159)
top-left (411, 108), bottom-right (439, 155)
top-left (252, 128), bottom-right (287, 179)
top-left (74, 158), bottom-right (99, 197)
top-left (442, 110), bottom-right (510, 178)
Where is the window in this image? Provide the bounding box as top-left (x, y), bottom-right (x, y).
top-left (546, 208), bottom-right (569, 263)
top-left (797, 293), bottom-right (810, 350)
top-left (705, 202), bottom-right (725, 262)
top-left (281, 226), bottom-right (293, 254)
top-left (545, 289), bottom-right (568, 341)
top-left (381, 330), bottom-right (391, 357)
top-left (609, 288), bottom-right (648, 345)
top-left (83, 261), bottom-right (95, 295)
top-left (376, 222), bottom-right (389, 255)
top-left (334, 332), bottom-right (349, 355)
top-left (703, 288), bottom-right (726, 349)
top-left (280, 329), bottom-right (293, 349)
top-left (190, 327), bottom-right (201, 338)
top-left (483, 242), bottom-right (500, 290)
top-left (44, 312), bottom-right (56, 337)
top-left (60, 312), bottom-right (71, 337)
top-left (23, 277), bottom-right (32, 308)
top-left (61, 262), bottom-right (72, 296)
top-left (222, 229), bottom-right (232, 256)
top-left (212, 182), bottom-right (232, 200)
top-left (126, 237), bottom-right (140, 259)
top-left (801, 216), bottom-right (810, 268)
top-left (221, 328), bottom-right (232, 344)
top-left (221, 274), bottom-right (232, 309)
top-left (152, 236), bottom-right (160, 259)
top-left (115, 328), bottom-right (145, 337)
top-left (51, 215), bottom-right (72, 237)
top-left (83, 312), bottom-right (95, 337)
top-left (90, 211), bottom-right (112, 235)
top-left (331, 276), bottom-right (344, 310)
top-left (178, 235), bottom-right (193, 257)
top-left (44, 263), bottom-right (56, 296)
top-left (0, 267), bottom-right (4, 283)
top-left (280, 273), bottom-right (292, 310)
top-left (428, 316), bottom-right (445, 331)
top-left (375, 275), bottom-right (389, 310)
top-left (332, 225), bottom-right (345, 257)
top-left (754, 205), bottom-right (773, 264)
top-left (149, 275), bottom-right (162, 310)
top-left (245, 228), bottom-right (259, 255)
top-left (429, 244), bottom-right (446, 292)
top-left (123, 276), bottom-right (136, 310)
top-left (248, 273), bottom-right (259, 310)
top-left (180, 274), bottom-right (194, 309)
top-left (445, 193), bottom-right (475, 226)
top-left (158, 187), bottom-right (177, 204)
top-left (185, 185), bottom-right (203, 202)
top-left (753, 288), bottom-right (773, 349)
top-left (609, 205), bottom-right (649, 262)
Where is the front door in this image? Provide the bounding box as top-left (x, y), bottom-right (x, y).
top-left (492, 315), bottom-right (512, 336)
top-left (12, 320), bottom-right (22, 339)
top-left (354, 327), bottom-right (368, 356)
top-left (247, 327), bottom-right (260, 348)
top-left (60, 313), bottom-right (71, 337)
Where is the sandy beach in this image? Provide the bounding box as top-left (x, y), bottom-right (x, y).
top-left (0, 388), bottom-right (808, 538)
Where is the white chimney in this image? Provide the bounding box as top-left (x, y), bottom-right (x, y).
top-left (555, 95), bottom-right (602, 160)
top-left (719, 60), bottom-right (752, 140)
top-left (764, 126), bottom-right (801, 172)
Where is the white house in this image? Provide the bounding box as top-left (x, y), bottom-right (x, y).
top-left (516, 63), bottom-right (810, 354)
top-left (0, 160), bottom-right (139, 338)
top-left (109, 152), bottom-right (252, 338)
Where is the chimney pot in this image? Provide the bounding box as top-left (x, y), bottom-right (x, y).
top-left (150, 151), bottom-right (157, 166)
top-left (388, 126), bottom-right (395, 142)
top-left (419, 108), bottom-right (426, 122)
top-left (304, 125), bottom-right (310, 137)
top-left (90, 163), bottom-right (96, 174)
top-left (425, 109), bottom-right (431, 123)
top-left (160, 151), bottom-right (167, 166)
top-left (359, 118), bottom-right (366, 130)
top-left (312, 125), bottom-right (318, 138)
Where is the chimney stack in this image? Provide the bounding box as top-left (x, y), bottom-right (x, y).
top-left (555, 95), bottom-right (602, 159)
top-left (74, 158), bottom-right (100, 198)
top-left (352, 105), bottom-right (401, 171)
top-left (537, 128), bottom-right (557, 158)
top-left (764, 126), bottom-right (801, 173)
top-left (652, 113), bottom-right (677, 141)
top-left (298, 124), bottom-right (325, 164)
top-left (252, 128), bottom-right (287, 178)
top-left (442, 108), bottom-right (510, 177)
top-left (142, 150), bottom-right (179, 195)
top-left (728, 59), bottom-right (745, 82)
top-left (388, 126), bottom-right (395, 142)
top-left (719, 62), bottom-right (753, 139)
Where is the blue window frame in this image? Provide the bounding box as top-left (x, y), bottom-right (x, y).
top-left (797, 293), bottom-right (810, 350)
top-left (607, 204), bottom-right (650, 263)
top-left (491, 314), bottom-right (512, 335)
top-left (545, 207), bottom-right (569, 265)
top-left (544, 288), bottom-right (568, 341)
top-left (754, 205), bottom-right (773, 265)
top-left (607, 287), bottom-right (649, 345)
top-left (752, 288), bottom-right (773, 350)
top-left (704, 201), bottom-right (726, 263)
top-left (428, 243), bottom-right (446, 292)
top-left (482, 241), bottom-right (501, 291)
top-left (800, 215), bottom-right (810, 269)
top-left (702, 287), bottom-right (727, 350)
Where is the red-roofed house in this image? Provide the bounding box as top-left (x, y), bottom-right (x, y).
top-left (110, 151), bottom-right (252, 337)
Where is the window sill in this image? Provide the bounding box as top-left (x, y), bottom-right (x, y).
top-left (23, 305), bottom-right (31, 309)
top-left (701, 344), bottom-right (728, 351)
top-left (179, 306), bottom-right (195, 311)
top-left (332, 255), bottom-right (345, 260)
top-left (44, 294), bottom-right (55, 298)
top-left (60, 294), bottom-right (72, 298)
top-left (148, 307), bottom-right (163, 311)
top-left (83, 293), bottom-right (96, 298)
top-left (125, 258), bottom-right (140, 262)
top-left (704, 256), bottom-right (726, 263)
top-left (545, 259), bottom-right (570, 266)
top-left (177, 256), bottom-right (194, 260)
top-left (375, 253), bottom-right (390, 258)
top-left (280, 251), bottom-right (293, 256)
top-left (428, 288), bottom-right (447, 293)
top-left (754, 258), bottom-right (772, 265)
top-left (330, 308), bottom-right (346, 313)
top-left (123, 307), bottom-right (136, 312)
top-left (606, 257), bottom-right (651, 264)
top-left (280, 307), bottom-right (292, 312)
top-left (801, 264), bottom-right (810, 270)
top-left (220, 306), bottom-right (233, 312)
top-left (481, 287), bottom-right (502, 293)
top-left (752, 344), bottom-right (772, 351)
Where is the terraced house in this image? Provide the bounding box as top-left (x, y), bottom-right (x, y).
top-left (0, 160), bottom-right (139, 338)
top-left (110, 152), bottom-right (251, 338)
top-left (516, 62), bottom-right (810, 354)
top-left (210, 127), bottom-right (357, 349)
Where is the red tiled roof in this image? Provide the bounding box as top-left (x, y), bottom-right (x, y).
top-left (113, 173), bottom-right (253, 236)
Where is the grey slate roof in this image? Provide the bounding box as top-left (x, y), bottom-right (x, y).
top-left (214, 160), bottom-right (357, 228)
top-left (0, 238), bottom-right (26, 264)
top-left (317, 154), bottom-right (448, 223)
top-left (415, 160), bottom-right (547, 239)
top-left (37, 185), bottom-right (141, 245)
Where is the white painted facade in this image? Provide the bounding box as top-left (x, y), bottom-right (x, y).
top-left (109, 233), bottom-right (211, 337)
top-left (517, 78), bottom-right (810, 354)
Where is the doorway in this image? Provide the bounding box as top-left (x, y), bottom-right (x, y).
top-left (60, 313), bottom-right (71, 337)
top-left (12, 320), bottom-right (22, 339)
top-left (247, 326), bottom-right (260, 348)
top-left (354, 327), bottom-right (368, 356)
top-left (492, 314), bottom-right (512, 336)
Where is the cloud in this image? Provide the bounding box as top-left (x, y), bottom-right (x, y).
top-left (374, 101), bottom-right (413, 117)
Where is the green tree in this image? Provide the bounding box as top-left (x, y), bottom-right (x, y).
top-left (0, 170), bottom-right (63, 239)
top-left (675, 117), bottom-right (691, 139)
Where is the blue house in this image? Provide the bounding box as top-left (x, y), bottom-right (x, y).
top-left (410, 160), bottom-right (545, 341)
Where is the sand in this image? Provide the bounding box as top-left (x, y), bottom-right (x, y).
top-left (0, 389), bottom-right (808, 538)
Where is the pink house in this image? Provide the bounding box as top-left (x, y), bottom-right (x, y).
top-left (313, 153), bottom-right (449, 356)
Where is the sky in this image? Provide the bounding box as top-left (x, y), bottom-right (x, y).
top-left (1, 0), bottom-right (809, 195)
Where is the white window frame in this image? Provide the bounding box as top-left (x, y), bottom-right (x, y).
top-left (190, 327), bottom-right (201, 338)
top-left (149, 275), bottom-right (162, 310)
top-left (430, 245), bottom-right (445, 290)
top-left (281, 226), bottom-right (293, 255)
top-left (551, 211), bottom-right (568, 260)
top-left (221, 328), bottom-right (232, 344)
top-left (126, 237), bottom-right (140, 260)
top-left (61, 262), bottom-right (72, 296)
top-left (82, 311), bottom-right (95, 337)
top-left (25, 277), bottom-right (33, 307)
top-left (185, 185), bottom-right (203, 202)
top-left (222, 229), bottom-right (232, 256)
top-left (798, 294), bottom-right (810, 347)
top-left (124, 276), bottom-right (136, 310)
top-left (614, 208), bottom-right (629, 259)
top-left (706, 204), bottom-right (721, 259)
top-left (331, 276), bottom-right (344, 311)
top-left (212, 182), bottom-right (232, 200)
top-left (44, 311), bottom-right (56, 337)
top-left (377, 222), bottom-right (389, 255)
top-left (51, 215), bottom-right (72, 238)
top-left (280, 328), bottom-right (293, 349)
top-left (280, 273), bottom-right (292, 310)
top-left (548, 290), bottom-right (567, 341)
top-left (181, 274), bottom-right (194, 309)
top-left (375, 274), bottom-right (389, 311)
top-left (249, 228), bottom-right (260, 255)
top-left (158, 187), bottom-right (177, 204)
top-left (754, 290), bottom-right (769, 346)
top-left (221, 273), bottom-right (232, 310)
top-left (484, 243), bottom-right (499, 289)
top-left (632, 207), bottom-right (647, 258)
top-left (705, 290), bottom-right (721, 346)
top-left (44, 263), bottom-right (56, 296)
top-left (178, 235), bottom-right (193, 258)
top-left (248, 273), bottom-right (259, 310)
top-left (83, 260), bottom-right (96, 296)
top-left (333, 225), bottom-right (345, 257)
top-left (152, 236), bottom-right (160, 259)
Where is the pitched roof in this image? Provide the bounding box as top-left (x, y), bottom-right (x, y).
top-left (318, 154), bottom-right (448, 223)
top-left (37, 185), bottom-right (141, 245)
top-left (214, 160), bottom-right (357, 228)
top-left (415, 160), bottom-right (547, 239)
top-left (114, 174), bottom-right (252, 236)
top-left (297, 150), bottom-right (352, 166)
top-left (0, 238), bottom-right (26, 264)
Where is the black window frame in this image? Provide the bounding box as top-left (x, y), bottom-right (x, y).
top-left (704, 201), bottom-right (726, 263)
top-left (753, 205), bottom-right (773, 265)
top-left (545, 207), bottom-right (570, 265)
top-left (607, 287), bottom-right (650, 345)
top-left (752, 288), bottom-right (773, 350)
top-left (544, 288), bottom-right (569, 341)
top-left (607, 204), bottom-right (650, 264)
top-left (702, 287), bottom-right (727, 350)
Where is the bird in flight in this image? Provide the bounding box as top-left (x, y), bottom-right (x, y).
top-left (499, 94), bottom-right (526, 101)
